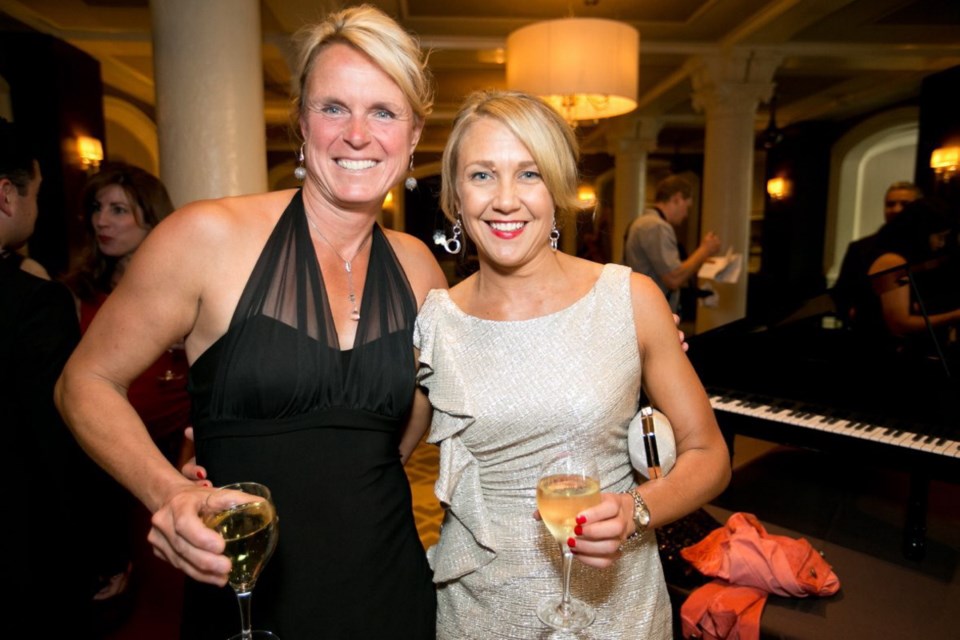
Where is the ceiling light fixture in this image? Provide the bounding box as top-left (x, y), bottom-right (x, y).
top-left (507, 17), bottom-right (639, 125)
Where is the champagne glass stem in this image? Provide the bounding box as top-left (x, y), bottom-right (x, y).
top-left (558, 544), bottom-right (574, 617)
top-left (235, 590), bottom-right (253, 640)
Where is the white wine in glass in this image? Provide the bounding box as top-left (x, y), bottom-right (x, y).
top-left (203, 482), bottom-right (280, 640)
top-left (536, 451), bottom-right (601, 632)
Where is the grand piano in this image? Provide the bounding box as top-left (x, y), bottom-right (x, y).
top-left (686, 273), bottom-right (960, 558)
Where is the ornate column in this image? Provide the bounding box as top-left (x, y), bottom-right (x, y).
top-left (150, 0), bottom-right (267, 206)
top-left (609, 117), bottom-right (662, 264)
top-left (691, 50), bottom-right (779, 330)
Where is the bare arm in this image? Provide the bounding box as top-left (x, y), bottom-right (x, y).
top-left (628, 274), bottom-right (730, 525)
top-left (399, 388), bottom-right (432, 464)
top-left (574, 274), bottom-right (729, 567)
top-left (55, 202), bottom-right (235, 584)
top-left (661, 232), bottom-right (721, 291)
top-left (870, 253), bottom-right (960, 335)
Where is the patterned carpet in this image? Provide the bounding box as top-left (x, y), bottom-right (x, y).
top-left (404, 439), bottom-right (443, 549)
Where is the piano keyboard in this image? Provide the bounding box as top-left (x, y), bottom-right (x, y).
top-left (708, 389), bottom-right (960, 460)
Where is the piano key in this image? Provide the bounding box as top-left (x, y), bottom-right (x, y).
top-left (707, 391), bottom-right (960, 466)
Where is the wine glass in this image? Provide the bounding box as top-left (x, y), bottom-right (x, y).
top-left (202, 482), bottom-right (280, 640)
top-left (536, 451), bottom-right (601, 632)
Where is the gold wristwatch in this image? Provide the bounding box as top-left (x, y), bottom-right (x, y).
top-left (624, 490), bottom-right (650, 540)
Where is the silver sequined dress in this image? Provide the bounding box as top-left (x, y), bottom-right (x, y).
top-left (414, 264), bottom-right (672, 640)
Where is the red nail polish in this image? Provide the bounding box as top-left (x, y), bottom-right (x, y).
top-left (576, 515), bottom-right (587, 525)
top-left (567, 537), bottom-right (576, 548)
top-left (574, 525), bottom-right (583, 536)
top-left (196, 471), bottom-right (205, 479)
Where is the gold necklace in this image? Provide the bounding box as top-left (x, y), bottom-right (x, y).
top-left (305, 214), bottom-right (372, 321)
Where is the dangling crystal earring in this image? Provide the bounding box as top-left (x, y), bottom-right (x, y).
top-left (432, 217), bottom-right (463, 255)
top-left (294, 143), bottom-right (307, 181)
top-left (405, 155), bottom-right (417, 191)
top-left (550, 218), bottom-right (560, 251)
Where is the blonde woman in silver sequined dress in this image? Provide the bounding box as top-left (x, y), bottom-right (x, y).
top-left (415, 90), bottom-right (731, 639)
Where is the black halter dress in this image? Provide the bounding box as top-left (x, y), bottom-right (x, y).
top-left (184, 191), bottom-right (436, 639)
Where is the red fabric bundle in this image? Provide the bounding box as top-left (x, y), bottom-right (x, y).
top-left (679, 512), bottom-right (840, 639)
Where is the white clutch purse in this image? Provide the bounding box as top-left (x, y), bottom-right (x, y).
top-left (627, 406), bottom-right (677, 479)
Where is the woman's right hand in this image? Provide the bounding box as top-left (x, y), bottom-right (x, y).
top-left (148, 485), bottom-right (231, 586)
top-left (181, 426), bottom-right (211, 486)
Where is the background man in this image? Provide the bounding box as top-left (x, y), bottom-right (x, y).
top-left (623, 174), bottom-right (721, 312)
top-left (1, 117), bottom-right (95, 636)
top-left (833, 181), bottom-right (922, 325)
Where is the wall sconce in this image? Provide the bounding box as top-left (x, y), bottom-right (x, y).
top-left (77, 136), bottom-right (104, 170)
top-left (930, 146), bottom-right (959, 180)
top-left (767, 177), bottom-right (791, 200)
top-left (577, 184), bottom-right (597, 209)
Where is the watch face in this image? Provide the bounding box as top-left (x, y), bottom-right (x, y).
top-left (636, 506), bottom-right (650, 527)
top-left (633, 495), bottom-right (650, 528)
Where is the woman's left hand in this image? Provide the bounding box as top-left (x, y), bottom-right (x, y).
top-left (567, 492), bottom-right (637, 569)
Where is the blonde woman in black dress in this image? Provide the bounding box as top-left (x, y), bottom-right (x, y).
top-left (58, 6), bottom-right (445, 638)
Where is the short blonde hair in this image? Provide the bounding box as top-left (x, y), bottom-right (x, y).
top-left (440, 90), bottom-right (580, 223)
top-left (292, 5), bottom-right (434, 128)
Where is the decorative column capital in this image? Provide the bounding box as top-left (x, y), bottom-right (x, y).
top-left (606, 115), bottom-right (663, 156)
top-left (691, 50), bottom-right (781, 117)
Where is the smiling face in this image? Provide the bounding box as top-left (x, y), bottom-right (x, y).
top-left (91, 183), bottom-right (150, 258)
top-left (299, 43), bottom-right (422, 212)
top-left (455, 117), bottom-right (556, 271)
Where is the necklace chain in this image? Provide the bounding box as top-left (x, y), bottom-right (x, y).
top-left (305, 214), bottom-right (372, 321)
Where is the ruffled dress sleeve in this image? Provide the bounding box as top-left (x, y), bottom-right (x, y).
top-left (414, 290), bottom-right (499, 583)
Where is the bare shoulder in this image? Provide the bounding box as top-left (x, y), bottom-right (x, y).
top-left (382, 227), bottom-right (436, 266)
top-left (382, 228), bottom-right (448, 305)
top-left (117, 190), bottom-right (297, 355)
top-left (869, 251), bottom-right (907, 275)
top-left (157, 190), bottom-right (294, 244)
top-left (628, 270), bottom-right (677, 356)
top-left (628, 270), bottom-right (671, 315)
top-left (135, 190), bottom-right (293, 274)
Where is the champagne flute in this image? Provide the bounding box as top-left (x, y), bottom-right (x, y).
top-left (202, 482), bottom-right (280, 640)
top-left (536, 451), bottom-right (601, 632)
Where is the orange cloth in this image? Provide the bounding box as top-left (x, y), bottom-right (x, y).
top-left (680, 581), bottom-right (766, 640)
top-left (679, 512), bottom-right (841, 639)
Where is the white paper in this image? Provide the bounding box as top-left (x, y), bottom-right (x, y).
top-left (698, 246), bottom-right (743, 284)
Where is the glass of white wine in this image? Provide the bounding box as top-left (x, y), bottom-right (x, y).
top-left (202, 482), bottom-right (280, 640)
top-left (536, 450), bottom-right (601, 632)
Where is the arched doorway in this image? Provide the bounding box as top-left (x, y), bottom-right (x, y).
top-left (825, 108), bottom-right (919, 285)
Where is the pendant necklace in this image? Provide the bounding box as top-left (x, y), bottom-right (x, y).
top-left (305, 214), bottom-right (372, 321)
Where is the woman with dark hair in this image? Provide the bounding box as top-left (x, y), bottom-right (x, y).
top-left (66, 161), bottom-right (188, 462)
top-left (68, 162), bottom-right (174, 298)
